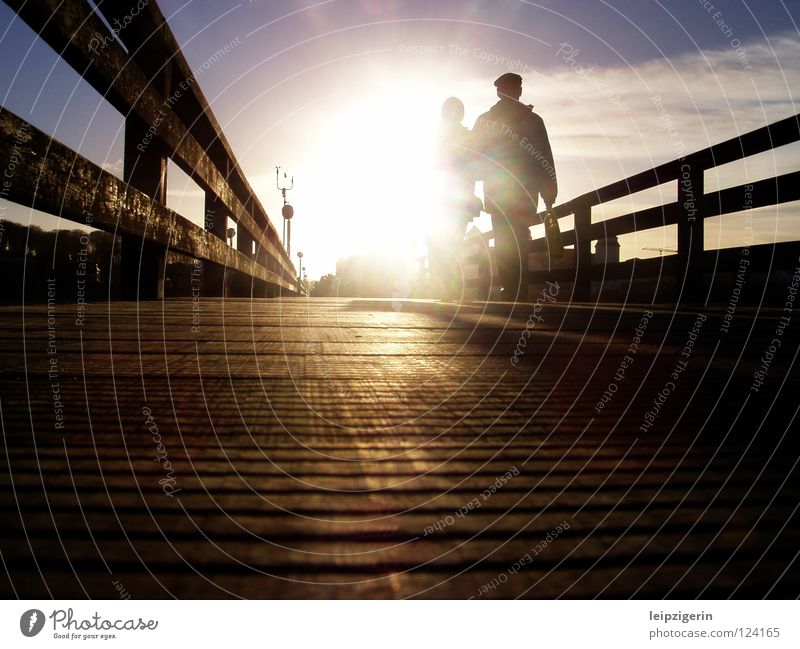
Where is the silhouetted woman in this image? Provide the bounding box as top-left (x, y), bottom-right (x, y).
top-left (428, 97), bottom-right (482, 301)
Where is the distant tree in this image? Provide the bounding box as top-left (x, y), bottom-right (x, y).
top-left (1, 219), bottom-right (120, 302)
top-left (312, 273), bottom-right (336, 297)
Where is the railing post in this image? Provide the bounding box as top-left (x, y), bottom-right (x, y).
top-left (573, 201), bottom-right (592, 301)
top-left (202, 191), bottom-right (228, 297)
top-left (258, 233), bottom-right (277, 298)
top-left (677, 158), bottom-right (704, 304)
top-left (237, 226), bottom-right (254, 259)
top-left (251, 202), bottom-right (271, 272)
top-left (121, 114), bottom-right (167, 300)
top-left (231, 222), bottom-right (255, 297)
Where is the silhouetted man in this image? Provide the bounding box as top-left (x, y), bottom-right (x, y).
top-left (472, 73), bottom-right (558, 302)
top-left (428, 97), bottom-right (481, 300)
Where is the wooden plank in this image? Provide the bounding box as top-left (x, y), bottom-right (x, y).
top-left (0, 293), bottom-right (797, 598)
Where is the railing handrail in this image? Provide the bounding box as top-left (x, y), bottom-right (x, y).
top-left (3, 0), bottom-right (296, 293)
top-left (98, 0), bottom-right (293, 269)
top-left (550, 111), bottom-right (800, 217)
top-left (466, 111), bottom-right (800, 302)
top-left (0, 109), bottom-right (293, 290)
top-left (468, 113), bottom-right (800, 244)
top-left (467, 111), bottom-right (800, 233)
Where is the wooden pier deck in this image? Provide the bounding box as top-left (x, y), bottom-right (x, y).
top-left (0, 297), bottom-right (797, 598)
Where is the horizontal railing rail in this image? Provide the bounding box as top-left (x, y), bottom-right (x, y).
top-left (0, 110), bottom-right (288, 288)
top-left (465, 112), bottom-right (800, 302)
top-left (2, 0), bottom-right (296, 299)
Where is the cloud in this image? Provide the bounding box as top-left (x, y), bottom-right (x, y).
top-left (101, 158), bottom-right (124, 179)
top-left (542, 34), bottom-right (799, 166)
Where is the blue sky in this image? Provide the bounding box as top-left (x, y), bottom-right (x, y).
top-left (1, 0), bottom-right (799, 276)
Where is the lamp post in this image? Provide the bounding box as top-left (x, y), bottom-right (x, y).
top-left (276, 166), bottom-right (294, 256)
top-left (297, 251), bottom-right (304, 294)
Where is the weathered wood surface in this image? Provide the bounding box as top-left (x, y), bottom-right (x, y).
top-left (0, 110), bottom-right (293, 292)
top-left (0, 298), bottom-right (797, 598)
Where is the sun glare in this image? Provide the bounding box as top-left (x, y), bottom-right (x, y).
top-left (306, 85), bottom-right (445, 264)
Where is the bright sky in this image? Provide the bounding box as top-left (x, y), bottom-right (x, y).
top-left (1, 0), bottom-right (799, 279)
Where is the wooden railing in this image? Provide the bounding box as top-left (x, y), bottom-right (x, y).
top-left (465, 112), bottom-right (800, 302)
top-left (0, 0), bottom-right (297, 299)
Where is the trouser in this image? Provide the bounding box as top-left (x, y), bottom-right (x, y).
top-left (427, 219), bottom-right (467, 300)
top-left (491, 212), bottom-right (531, 302)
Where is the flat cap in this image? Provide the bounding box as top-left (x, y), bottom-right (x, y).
top-left (494, 72), bottom-right (522, 88)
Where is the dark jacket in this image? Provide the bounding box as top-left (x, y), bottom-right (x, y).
top-left (472, 99), bottom-right (557, 219)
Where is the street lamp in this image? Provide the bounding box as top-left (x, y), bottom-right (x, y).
top-left (297, 251), bottom-right (304, 293)
top-left (277, 166), bottom-right (294, 256)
